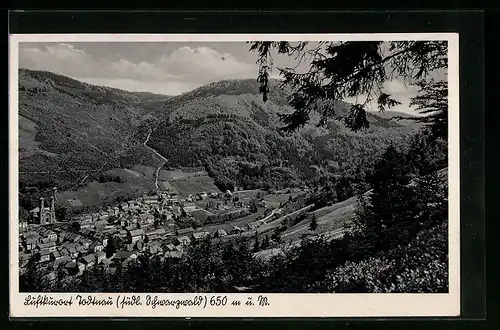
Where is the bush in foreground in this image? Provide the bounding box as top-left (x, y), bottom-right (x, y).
top-left (313, 222), bottom-right (448, 293)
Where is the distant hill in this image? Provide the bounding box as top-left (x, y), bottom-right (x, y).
top-left (130, 91), bottom-right (172, 101)
top-left (146, 79), bottom-right (420, 192)
top-left (164, 79), bottom-right (291, 107)
top-left (374, 110), bottom-right (424, 128)
top-left (377, 110), bottom-right (413, 118)
top-left (18, 69), bottom-right (164, 209)
top-left (18, 70), bottom-right (421, 214)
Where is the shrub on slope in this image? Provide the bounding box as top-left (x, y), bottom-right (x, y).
top-left (313, 222), bottom-right (448, 293)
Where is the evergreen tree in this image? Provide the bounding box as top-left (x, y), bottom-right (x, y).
top-left (352, 145), bottom-right (420, 252)
top-left (271, 229), bottom-right (282, 245)
top-left (105, 237), bottom-right (116, 258)
top-left (55, 206), bottom-right (69, 222)
top-left (408, 80), bottom-right (448, 140)
top-left (19, 254), bottom-right (42, 292)
top-left (248, 41), bottom-right (448, 134)
top-left (406, 130), bottom-right (448, 176)
top-left (253, 232), bottom-right (260, 252)
top-left (309, 213), bottom-right (318, 231)
top-left (249, 198), bottom-right (258, 213)
top-left (261, 235), bottom-right (269, 249)
top-left (54, 267), bottom-right (67, 292)
top-left (413, 169), bottom-right (448, 230)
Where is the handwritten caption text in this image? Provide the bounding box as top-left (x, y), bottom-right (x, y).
top-left (24, 294), bottom-right (271, 310)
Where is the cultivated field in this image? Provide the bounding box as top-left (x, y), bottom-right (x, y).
top-left (158, 180), bottom-right (179, 194)
top-left (57, 168), bottom-right (156, 209)
top-left (281, 196), bottom-right (358, 242)
top-left (131, 165), bottom-right (156, 181)
top-left (188, 209), bottom-right (213, 223)
top-left (168, 175), bottom-right (220, 197)
top-left (232, 189), bottom-right (266, 204)
top-left (263, 191), bottom-right (306, 209)
top-left (158, 169), bottom-right (207, 181)
top-left (201, 212), bottom-right (261, 235)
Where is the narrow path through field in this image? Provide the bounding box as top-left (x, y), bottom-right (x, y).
top-left (143, 128), bottom-right (167, 191)
top-left (261, 208), bottom-right (279, 222)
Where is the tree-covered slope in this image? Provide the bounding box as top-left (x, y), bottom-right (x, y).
top-left (18, 69), bottom-right (166, 201)
top-left (18, 71), bottom-right (420, 211)
top-left (146, 79), bottom-right (419, 191)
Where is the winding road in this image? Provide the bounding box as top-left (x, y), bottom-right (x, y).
top-left (261, 208), bottom-right (280, 222)
top-left (143, 128), bottom-right (167, 191)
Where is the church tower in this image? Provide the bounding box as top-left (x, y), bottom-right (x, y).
top-left (38, 197), bottom-right (45, 224)
top-left (49, 196), bottom-right (56, 223)
top-left (49, 187), bottom-right (57, 223)
top-left (30, 187), bottom-right (58, 225)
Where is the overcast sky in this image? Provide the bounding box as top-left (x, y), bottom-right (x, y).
top-left (18, 42), bottom-right (435, 114)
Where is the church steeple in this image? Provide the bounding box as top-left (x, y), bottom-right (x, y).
top-left (38, 197), bottom-right (45, 224)
top-left (49, 196), bottom-right (55, 223)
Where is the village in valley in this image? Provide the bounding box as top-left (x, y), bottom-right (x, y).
top-left (18, 181), bottom-right (311, 283)
top-left (14, 37), bottom-right (451, 296)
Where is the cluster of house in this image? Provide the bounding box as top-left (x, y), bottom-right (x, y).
top-left (17, 191), bottom-right (245, 281)
top-left (18, 222), bottom-right (233, 281)
top-left (18, 186), bottom-right (318, 286)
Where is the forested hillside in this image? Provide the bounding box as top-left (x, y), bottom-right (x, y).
top-left (18, 69), bottom-right (168, 212)
top-left (145, 79), bottom-right (419, 192)
top-left (18, 71), bottom-right (419, 214)
top-left (18, 40), bottom-right (450, 296)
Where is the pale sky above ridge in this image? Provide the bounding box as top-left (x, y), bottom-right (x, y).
top-left (18, 41), bottom-right (444, 114)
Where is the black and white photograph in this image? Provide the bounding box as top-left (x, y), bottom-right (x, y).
top-left (9, 34), bottom-right (460, 317)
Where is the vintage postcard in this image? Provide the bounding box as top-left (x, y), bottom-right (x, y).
top-left (9, 33), bottom-right (460, 318)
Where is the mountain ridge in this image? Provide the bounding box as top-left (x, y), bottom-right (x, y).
top-left (18, 69), bottom-right (419, 213)
top-left (19, 68), bottom-right (173, 102)
top-left (145, 78), bottom-right (419, 192)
